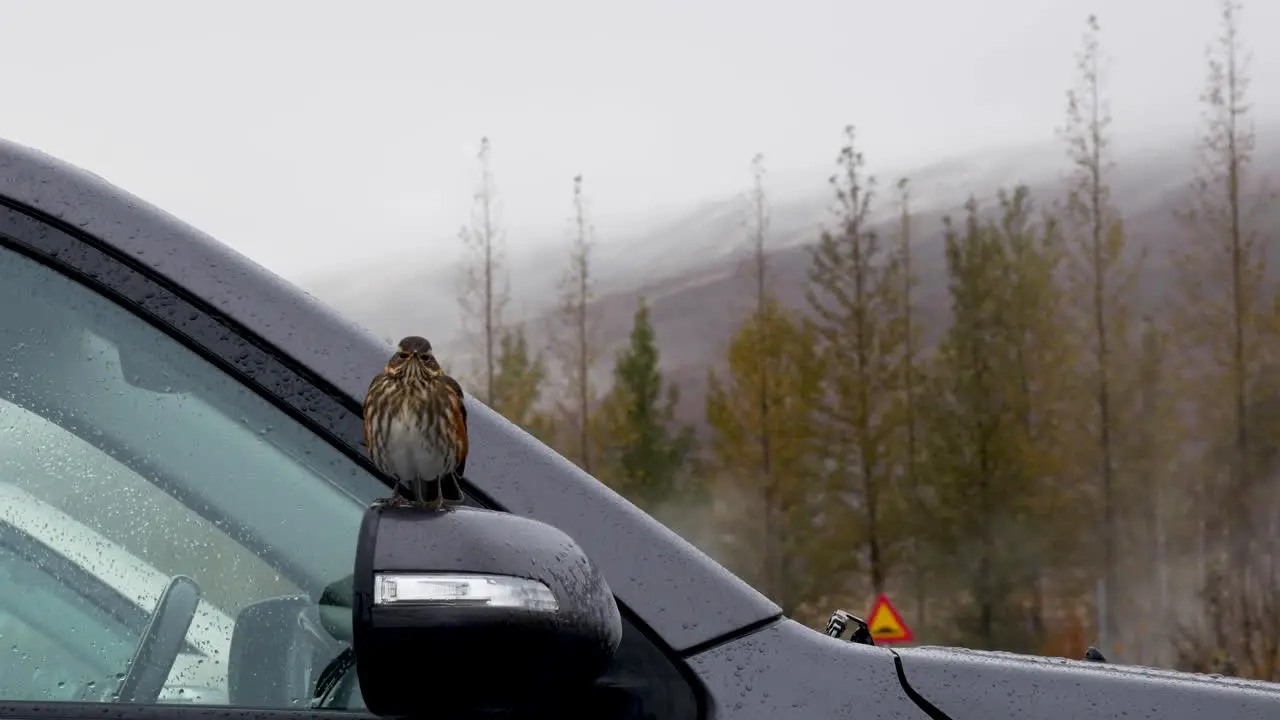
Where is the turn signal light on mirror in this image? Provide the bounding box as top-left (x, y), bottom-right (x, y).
top-left (372, 572), bottom-right (559, 612)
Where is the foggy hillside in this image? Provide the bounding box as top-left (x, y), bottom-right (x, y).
top-left (304, 137), bottom-right (1078, 343)
top-left (301, 133), bottom-right (1280, 427)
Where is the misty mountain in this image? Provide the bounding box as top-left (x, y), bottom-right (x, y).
top-left (302, 138), bottom-right (1074, 344)
top-left (300, 133), bottom-right (1280, 427)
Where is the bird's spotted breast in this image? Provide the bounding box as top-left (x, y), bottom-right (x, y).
top-left (382, 407), bottom-right (451, 483)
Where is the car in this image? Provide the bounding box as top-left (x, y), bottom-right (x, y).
top-left (0, 483), bottom-right (234, 704)
top-left (0, 135), bottom-right (1276, 720)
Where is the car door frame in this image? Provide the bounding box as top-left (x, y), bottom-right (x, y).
top-left (0, 174), bottom-right (709, 718)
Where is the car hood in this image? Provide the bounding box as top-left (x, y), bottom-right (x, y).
top-left (893, 645), bottom-right (1280, 718)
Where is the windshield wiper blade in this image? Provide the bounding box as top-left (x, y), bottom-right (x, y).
top-left (312, 646), bottom-right (356, 709)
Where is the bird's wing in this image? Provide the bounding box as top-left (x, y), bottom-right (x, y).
top-left (443, 374), bottom-right (468, 478)
top-left (361, 373), bottom-right (388, 450)
top-left (443, 374), bottom-right (467, 422)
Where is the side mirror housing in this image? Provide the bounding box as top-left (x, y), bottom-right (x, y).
top-left (352, 506), bottom-right (623, 716)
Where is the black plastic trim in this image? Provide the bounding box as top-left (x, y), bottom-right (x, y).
top-left (678, 614), bottom-right (784, 659)
top-left (892, 651), bottom-right (952, 720)
top-left (613, 601), bottom-right (710, 720)
top-left (0, 198), bottom-right (493, 510)
top-left (0, 703), bottom-right (369, 720)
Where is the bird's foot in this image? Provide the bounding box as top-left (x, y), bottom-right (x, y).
top-left (373, 493), bottom-right (413, 509)
top-left (425, 497), bottom-right (446, 511)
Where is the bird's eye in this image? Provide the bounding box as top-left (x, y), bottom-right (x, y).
top-left (395, 351), bottom-right (410, 360)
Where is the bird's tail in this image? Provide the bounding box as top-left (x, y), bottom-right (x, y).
top-left (440, 473), bottom-right (464, 504)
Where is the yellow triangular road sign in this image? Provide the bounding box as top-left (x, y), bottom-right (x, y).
top-left (867, 593), bottom-right (913, 643)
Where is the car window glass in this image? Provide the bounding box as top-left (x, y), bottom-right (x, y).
top-left (0, 245), bottom-right (388, 710)
top-left (0, 539), bottom-right (137, 702)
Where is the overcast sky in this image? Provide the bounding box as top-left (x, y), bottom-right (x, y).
top-left (0, 0), bottom-right (1276, 281)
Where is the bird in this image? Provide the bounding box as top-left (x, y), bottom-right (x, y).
top-left (363, 335), bottom-right (468, 511)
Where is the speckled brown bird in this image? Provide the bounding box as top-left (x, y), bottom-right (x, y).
top-left (363, 336), bottom-right (468, 510)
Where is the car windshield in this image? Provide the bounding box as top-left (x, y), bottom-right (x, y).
top-left (0, 247), bottom-right (386, 703)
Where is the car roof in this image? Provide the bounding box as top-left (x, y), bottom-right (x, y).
top-left (0, 138), bottom-right (781, 653)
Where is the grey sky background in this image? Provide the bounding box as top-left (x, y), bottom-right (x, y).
top-left (0, 0), bottom-right (1276, 282)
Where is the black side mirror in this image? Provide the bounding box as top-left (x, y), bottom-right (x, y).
top-left (352, 506), bottom-right (623, 716)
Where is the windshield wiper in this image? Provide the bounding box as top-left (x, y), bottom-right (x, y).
top-left (312, 646), bottom-right (356, 709)
top-left (311, 574), bottom-right (358, 709)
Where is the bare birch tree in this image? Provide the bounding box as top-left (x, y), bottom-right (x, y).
top-left (1059, 14), bottom-right (1142, 654)
top-left (551, 175), bottom-right (599, 472)
top-left (456, 136), bottom-right (509, 406)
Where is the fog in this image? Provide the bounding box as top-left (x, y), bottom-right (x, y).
top-left (0, 0), bottom-right (1276, 284)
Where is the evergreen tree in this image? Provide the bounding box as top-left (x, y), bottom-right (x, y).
top-left (596, 297), bottom-right (696, 514)
top-left (1170, 0), bottom-right (1280, 679)
top-left (491, 326), bottom-right (556, 444)
top-left (892, 176), bottom-right (929, 629)
top-left (996, 186), bottom-right (1081, 648)
top-left (1127, 314), bottom-right (1183, 667)
top-left (1059, 14), bottom-right (1144, 654)
top-left (804, 125), bottom-right (905, 596)
top-left (1172, 0), bottom-right (1268, 566)
top-left (918, 190), bottom-right (1071, 652)
top-left (705, 298), bottom-right (826, 616)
